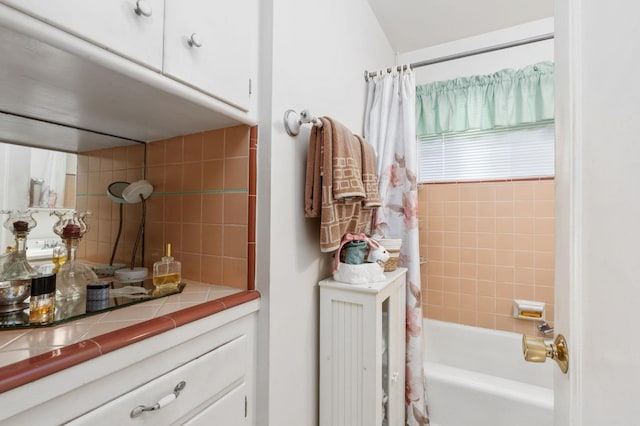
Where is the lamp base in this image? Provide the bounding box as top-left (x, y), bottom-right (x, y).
top-left (114, 267), bottom-right (148, 282)
top-left (92, 263), bottom-right (126, 278)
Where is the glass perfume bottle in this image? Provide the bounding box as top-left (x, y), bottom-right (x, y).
top-left (51, 210), bottom-right (98, 300)
top-left (153, 243), bottom-right (181, 290)
top-left (29, 273), bottom-right (56, 324)
top-left (0, 210), bottom-right (39, 280)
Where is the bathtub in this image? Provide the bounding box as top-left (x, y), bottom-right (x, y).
top-left (423, 319), bottom-right (554, 426)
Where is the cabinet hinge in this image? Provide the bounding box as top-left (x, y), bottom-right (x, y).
top-left (249, 79), bottom-right (252, 95)
top-left (244, 395), bottom-right (248, 417)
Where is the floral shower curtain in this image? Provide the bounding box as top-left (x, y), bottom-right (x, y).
top-left (365, 69), bottom-right (429, 425)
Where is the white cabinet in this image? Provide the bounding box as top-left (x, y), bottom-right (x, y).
top-left (319, 268), bottom-right (407, 426)
top-left (0, 300), bottom-right (259, 425)
top-left (164, 0), bottom-right (251, 111)
top-left (0, 0), bottom-right (164, 70)
top-left (0, 0), bottom-right (255, 118)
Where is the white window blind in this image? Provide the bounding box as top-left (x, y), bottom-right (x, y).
top-left (418, 122), bottom-right (555, 183)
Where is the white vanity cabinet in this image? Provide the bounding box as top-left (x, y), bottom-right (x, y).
top-left (164, 0), bottom-right (252, 111)
top-left (0, 300), bottom-right (259, 425)
top-left (0, 0), bottom-right (165, 70)
top-left (319, 268), bottom-right (407, 426)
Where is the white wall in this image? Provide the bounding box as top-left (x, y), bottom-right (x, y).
top-left (398, 18), bottom-right (554, 85)
top-left (256, 0), bottom-right (394, 424)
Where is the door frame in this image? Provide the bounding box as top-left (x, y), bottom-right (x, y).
top-left (554, 0), bottom-right (582, 423)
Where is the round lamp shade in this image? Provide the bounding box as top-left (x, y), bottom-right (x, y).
top-left (115, 266), bottom-right (149, 282)
top-left (122, 180), bottom-right (154, 204)
top-left (107, 181), bottom-right (130, 203)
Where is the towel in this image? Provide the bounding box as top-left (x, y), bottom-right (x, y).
top-left (328, 117), bottom-right (365, 201)
top-left (304, 123), bottom-right (323, 218)
top-left (356, 134), bottom-right (381, 208)
top-left (304, 117), bottom-right (380, 252)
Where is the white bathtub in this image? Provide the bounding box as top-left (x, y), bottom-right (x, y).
top-left (423, 319), bottom-right (554, 426)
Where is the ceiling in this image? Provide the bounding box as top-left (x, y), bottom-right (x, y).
top-left (366, 0), bottom-right (554, 53)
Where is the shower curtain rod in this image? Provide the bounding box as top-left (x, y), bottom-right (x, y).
top-left (364, 32), bottom-right (554, 81)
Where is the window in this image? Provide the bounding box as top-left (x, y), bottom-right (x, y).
top-left (417, 121), bottom-right (554, 183)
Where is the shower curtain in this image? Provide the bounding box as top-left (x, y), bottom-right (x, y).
top-left (40, 150), bottom-right (66, 208)
top-left (365, 69), bottom-right (429, 425)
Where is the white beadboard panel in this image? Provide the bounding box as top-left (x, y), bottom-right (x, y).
top-left (330, 300), bottom-right (364, 425)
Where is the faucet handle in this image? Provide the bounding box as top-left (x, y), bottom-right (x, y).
top-left (537, 321), bottom-right (554, 335)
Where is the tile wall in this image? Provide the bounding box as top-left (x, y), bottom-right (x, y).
top-left (418, 179), bottom-right (555, 335)
top-left (76, 124), bottom-right (256, 291)
top-left (76, 144), bottom-right (145, 264)
top-left (145, 125), bottom-right (254, 290)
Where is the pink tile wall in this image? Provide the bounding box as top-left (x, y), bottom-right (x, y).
top-left (144, 125), bottom-right (252, 290)
top-left (75, 124), bottom-right (256, 291)
top-left (76, 145), bottom-right (145, 263)
top-left (418, 179), bottom-right (555, 335)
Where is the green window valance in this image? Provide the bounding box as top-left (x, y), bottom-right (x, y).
top-left (415, 61), bottom-right (554, 137)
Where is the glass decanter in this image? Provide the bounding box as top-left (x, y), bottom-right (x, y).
top-left (51, 210), bottom-right (98, 300)
top-left (0, 210), bottom-right (39, 280)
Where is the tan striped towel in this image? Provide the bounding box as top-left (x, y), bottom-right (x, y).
top-left (304, 117), bottom-right (380, 252)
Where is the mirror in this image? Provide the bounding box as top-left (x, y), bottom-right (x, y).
top-left (0, 142), bottom-right (76, 210)
top-left (0, 278), bottom-right (186, 329)
top-left (0, 141), bottom-right (77, 259)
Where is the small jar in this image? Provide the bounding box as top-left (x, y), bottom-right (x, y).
top-left (86, 281), bottom-right (110, 312)
top-left (86, 281), bottom-right (110, 301)
top-left (30, 274), bottom-right (56, 324)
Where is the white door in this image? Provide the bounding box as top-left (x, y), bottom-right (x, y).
top-left (555, 1), bottom-right (640, 424)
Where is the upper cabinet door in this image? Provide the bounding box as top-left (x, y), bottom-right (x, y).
top-left (163, 0), bottom-right (251, 111)
top-left (0, 0), bottom-right (164, 70)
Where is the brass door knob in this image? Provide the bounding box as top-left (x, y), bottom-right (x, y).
top-left (522, 334), bottom-right (569, 374)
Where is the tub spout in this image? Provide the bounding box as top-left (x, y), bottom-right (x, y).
top-left (537, 322), bottom-right (554, 335)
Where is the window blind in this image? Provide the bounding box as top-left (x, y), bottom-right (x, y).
top-left (418, 121), bottom-right (555, 183)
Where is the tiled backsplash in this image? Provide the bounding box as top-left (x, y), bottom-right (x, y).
top-left (418, 179), bottom-right (555, 335)
top-left (76, 144), bottom-right (145, 264)
top-left (144, 125), bottom-right (252, 289)
top-left (76, 125), bottom-right (256, 291)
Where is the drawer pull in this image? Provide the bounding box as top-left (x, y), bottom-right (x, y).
top-left (130, 381), bottom-right (186, 418)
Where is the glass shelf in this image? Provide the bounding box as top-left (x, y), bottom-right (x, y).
top-left (0, 278), bottom-right (185, 329)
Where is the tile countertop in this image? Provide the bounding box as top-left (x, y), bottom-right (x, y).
top-left (0, 281), bottom-right (260, 393)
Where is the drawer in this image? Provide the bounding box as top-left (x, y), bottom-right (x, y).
top-left (68, 335), bottom-right (247, 425)
top-left (183, 383), bottom-right (247, 425)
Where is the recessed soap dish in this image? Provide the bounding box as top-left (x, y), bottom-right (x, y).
top-left (512, 299), bottom-right (545, 321)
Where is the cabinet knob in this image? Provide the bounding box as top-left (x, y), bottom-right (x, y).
top-left (187, 33), bottom-right (203, 48)
top-left (134, 0), bottom-right (153, 17)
